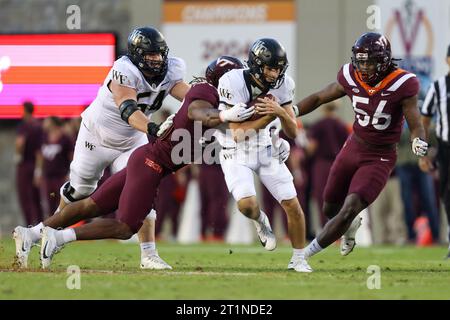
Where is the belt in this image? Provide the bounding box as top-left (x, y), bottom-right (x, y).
top-left (352, 134), bottom-right (397, 150)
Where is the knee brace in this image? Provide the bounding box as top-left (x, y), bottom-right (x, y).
top-left (60, 181), bottom-right (94, 204)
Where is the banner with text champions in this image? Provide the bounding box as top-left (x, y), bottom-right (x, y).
top-left (0, 33), bottom-right (116, 118)
top-left (162, 0), bottom-right (296, 112)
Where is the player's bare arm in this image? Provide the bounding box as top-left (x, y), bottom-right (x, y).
top-left (403, 95), bottom-right (428, 157)
top-left (295, 82), bottom-right (346, 117)
top-left (110, 80), bottom-right (149, 133)
top-left (188, 99), bottom-right (222, 128)
top-left (189, 98), bottom-right (255, 129)
top-left (418, 115), bottom-right (434, 172)
top-left (402, 95), bottom-right (426, 141)
top-left (170, 81), bottom-right (191, 101)
top-left (229, 114), bottom-right (275, 142)
top-left (255, 99), bottom-right (297, 138)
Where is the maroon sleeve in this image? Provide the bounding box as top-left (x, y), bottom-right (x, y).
top-left (187, 83), bottom-right (219, 108)
top-left (401, 76), bottom-right (420, 99)
top-left (336, 65), bottom-right (346, 88)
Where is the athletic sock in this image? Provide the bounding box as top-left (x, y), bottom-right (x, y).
top-left (140, 242), bottom-right (157, 257)
top-left (292, 248), bottom-right (306, 260)
top-left (304, 239), bottom-right (323, 259)
top-left (55, 229), bottom-right (76, 246)
top-left (29, 222), bottom-right (44, 242)
top-left (257, 211), bottom-right (267, 224)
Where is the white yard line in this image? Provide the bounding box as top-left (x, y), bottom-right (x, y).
top-left (0, 268), bottom-right (260, 276)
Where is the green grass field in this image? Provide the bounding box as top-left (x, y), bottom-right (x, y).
top-left (0, 238), bottom-right (449, 299)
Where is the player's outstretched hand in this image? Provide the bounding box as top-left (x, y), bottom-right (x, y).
top-left (271, 134), bottom-right (290, 163)
top-left (219, 102), bottom-right (255, 122)
top-left (412, 137), bottom-right (428, 157)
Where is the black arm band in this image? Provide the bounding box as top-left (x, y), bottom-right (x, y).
top-left (147, 122), bottom-right (160, 137)
top-left (119, 99), bottom-right (139, 124)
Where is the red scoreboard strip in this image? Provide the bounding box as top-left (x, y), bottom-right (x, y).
top-left (0, 33), bottom-right (116, 118)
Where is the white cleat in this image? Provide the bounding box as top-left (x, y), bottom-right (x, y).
top-left (288, 258), bottom-right (313, 273)
top-left (13, 226), bottom-right (36, 269)
top-left (253, 215), bottom-right (277, 251)
top-left (140, 253), bottom-right (173, 270)
top-left (40, 227), bottom-right (63, 269)
top-left (340, 216), bottom-right (362, 256)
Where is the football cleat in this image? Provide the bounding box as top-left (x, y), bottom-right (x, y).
top-left (40, 227), bottom-right (63, 269)
top-left (13, 226), bottom-right (36, 269)
top-left (288, 258), bottom-right (313, 273)
top-left (140, 253), bottom-right (172, 270)
top-left (340, 216), bottom-right (362, 256)
top-left (253, 214), bottom-right (277, 251)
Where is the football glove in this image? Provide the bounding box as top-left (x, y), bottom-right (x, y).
top-left (219, 102), bottom-right (255, 122)
top-left (411, 137), bottom-right (428, 157)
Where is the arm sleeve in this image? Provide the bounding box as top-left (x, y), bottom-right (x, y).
top-left (110, 58), bottom-right (141, 89)
top-left (401, 75), bottom-right (420, 99)
top-left (167, 57), bottom-right (186, 84)
top-left (336, 65), bottom-right (347, 88)
top-left (217, 73), bottom-right (243, 111)
top-left (280, 76), bottom-right (295, 106)
top-left (186, 83), bottom-right (218, 107)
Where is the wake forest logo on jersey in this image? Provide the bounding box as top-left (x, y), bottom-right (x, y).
top-left (112, 70), bottom-right (128, 85)
top-left (85, 141), bottom-right (95, 151)
top-left (219, 88), bottom-right (233, 100)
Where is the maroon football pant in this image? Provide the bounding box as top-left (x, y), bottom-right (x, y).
top-left (155, 174), bottom-right (182, 237)
top-left (199, 164), bottom-right (229, 238)
top-left (323, 134), bottom-right (397, 206)
top-left (91, 145), bottom-right (169, 233)
top-left (16, 163), bottom-right (43, 225)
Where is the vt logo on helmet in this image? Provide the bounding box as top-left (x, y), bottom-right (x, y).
top-left (205, 55), bottom-right (244, 88)
top-left (127, 26), bottom-right (169, 83)
top-left (351, 32), bottom-right (393, 85)
top-left (247, 38), bottom-right (289, 90)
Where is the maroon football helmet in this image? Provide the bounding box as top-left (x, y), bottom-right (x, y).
top-left (351, 32), bottom-right (392, 84)
top-left (205, 56), bottom-right (244, 88)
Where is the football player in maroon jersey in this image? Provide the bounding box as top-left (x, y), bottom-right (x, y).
top-left (293, 32), bottom-right (428, 259)
top-left (35, 56), bottom-right (256, 268)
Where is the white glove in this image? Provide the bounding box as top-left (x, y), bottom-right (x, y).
top-left (219, 102), bottom-right (255, 122)
top-left (157, 114), bottom-right (175, 137)
top-left (271, 134), bottom-right (290, 163)
top-left (411, 137), bottom-right (428, 157)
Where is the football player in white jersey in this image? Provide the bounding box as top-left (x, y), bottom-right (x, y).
top-left (13, 26), bottom-right (189, 270)
top-left (215, 38), bottom-right (312, 272)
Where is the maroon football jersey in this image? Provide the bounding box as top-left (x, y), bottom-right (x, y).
top-left (16, 119), bottom-right (43, 165)
top-left (337, 63), bottom-right (419, 145)
top-left (42, 133), bottom-right (73, 178)
top-left (151, 82), bottom-right (219, 170)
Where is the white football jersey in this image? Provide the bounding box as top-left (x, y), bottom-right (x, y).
top-left (215, 68), bottom-right (295, 151)
top-left (82, 55), bottom-right (186, 150)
